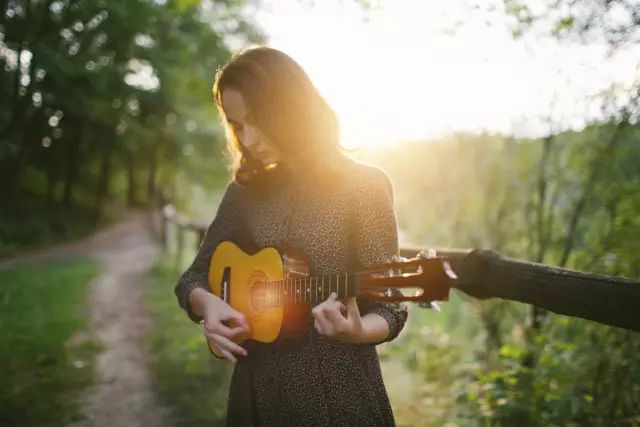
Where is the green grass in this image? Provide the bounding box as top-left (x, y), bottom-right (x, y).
top-left (146, 255), bottom-right (233, 427)
top-left (0, 257), bottom-right (102, 426)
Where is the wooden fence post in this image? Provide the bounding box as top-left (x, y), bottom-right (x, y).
top-left (197, 228), bottom-right (205, 250)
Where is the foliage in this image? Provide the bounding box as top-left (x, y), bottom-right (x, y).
top-left (0, 0), bottom-right (263, 254)
top-left (0, 257), bottom-right (102, 426)
top-left (362, 121), bottom-right (640, 425)
top-left (503, 0), bottom-right (640, 50)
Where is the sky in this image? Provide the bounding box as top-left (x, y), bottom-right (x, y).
top-left (234, 0), bottom-right (639, 148)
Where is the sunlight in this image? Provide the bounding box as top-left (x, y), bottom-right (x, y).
top-left (256, 0), bottom-right (638, 149)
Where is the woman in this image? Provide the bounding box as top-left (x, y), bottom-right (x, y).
top-left (174, 46), bottom-right (408, 427)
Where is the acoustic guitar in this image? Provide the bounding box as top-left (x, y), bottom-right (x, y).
top-left (206, 240), bottom-right (457, 358)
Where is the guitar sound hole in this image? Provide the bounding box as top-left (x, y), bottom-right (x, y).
top-left (248, 270), bottom-right (270, 311)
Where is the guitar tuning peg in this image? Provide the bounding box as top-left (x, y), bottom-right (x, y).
top-left (418, 301), bottom-right (442, 312)
top-left (391, 254), bottom-right (408, 263)
top-left (417, 249), bottom-right (437, 259)
top-left (387, 254), bottom-right (408, 278)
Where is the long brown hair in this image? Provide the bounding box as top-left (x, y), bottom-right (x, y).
top-left (212, 46), bottom-right (351, 194)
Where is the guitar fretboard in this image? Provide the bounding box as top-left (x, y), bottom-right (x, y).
top-left (265, 273), bottom-right (358, 306)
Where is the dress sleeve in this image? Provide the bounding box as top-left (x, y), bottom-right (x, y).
top-left (174, 181), bottom-right (244, 323)
top-left (351, 167), bottom-right (408, 345)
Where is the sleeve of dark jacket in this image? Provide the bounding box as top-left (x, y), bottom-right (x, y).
top-left (174, 181), bottom-right (246, 323)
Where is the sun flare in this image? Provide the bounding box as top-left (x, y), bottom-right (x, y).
top-left (254, 0), bottom-right (637, 150)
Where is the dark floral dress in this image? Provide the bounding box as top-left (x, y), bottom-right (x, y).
top-left (175, 159), bottom-right (408, 427)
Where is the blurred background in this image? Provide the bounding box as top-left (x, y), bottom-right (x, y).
top-left (1, 0), bottom-right (639, 426)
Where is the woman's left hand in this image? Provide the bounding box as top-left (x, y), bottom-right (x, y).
top-left (311, 292), bottom-right (365, 343)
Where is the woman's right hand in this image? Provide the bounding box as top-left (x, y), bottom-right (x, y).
top-left (194, 289), bottom-right (251, 364)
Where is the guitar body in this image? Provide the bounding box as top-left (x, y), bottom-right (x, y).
top-left (207, 241), bottom-right (311, 357)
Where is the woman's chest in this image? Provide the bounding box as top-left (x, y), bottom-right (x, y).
top-left (244, 189), bottom-right (352, 274)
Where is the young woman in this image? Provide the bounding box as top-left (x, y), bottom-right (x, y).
top-left (174, 46), bottom-right (408, 427)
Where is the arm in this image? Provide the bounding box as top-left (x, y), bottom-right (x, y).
top-left (174, 181), bottom-right (245, 323)
top-left (351, 166), bottom-right (408, 345)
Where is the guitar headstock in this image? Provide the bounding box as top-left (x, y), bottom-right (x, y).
top-left (357, 250), bottom-right (456, 303)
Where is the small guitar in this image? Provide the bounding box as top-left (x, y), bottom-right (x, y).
top-left (206, 240), bottom-right (457, 358)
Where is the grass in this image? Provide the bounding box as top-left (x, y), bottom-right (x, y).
top-left (146, 255), bottom-right (233, 427)
top-left (0, 257), bottom-right (102, 426)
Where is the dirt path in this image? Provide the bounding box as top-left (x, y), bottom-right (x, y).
top-left (2, 210), bottom-right (176, 427)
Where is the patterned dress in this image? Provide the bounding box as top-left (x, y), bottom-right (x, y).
top-left (174, 159), bottom-right (408, 427)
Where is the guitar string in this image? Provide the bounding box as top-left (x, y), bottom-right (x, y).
top-left (265, 272), bottom-right (414, 305)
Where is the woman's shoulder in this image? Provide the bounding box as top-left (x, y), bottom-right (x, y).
top-left (218, 178), bottom-right (249, 208)
top-left (226, 178), bottom-right (245, 194)
top-left (342, 159), bottom-right (393, 194)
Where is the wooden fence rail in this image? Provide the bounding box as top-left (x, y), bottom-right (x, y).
top-left (159, 204), bottom-right (206, 262)
top-left (161, 204), bottom-right (640, 333)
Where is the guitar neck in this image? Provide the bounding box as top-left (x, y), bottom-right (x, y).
top-left (266, 273), bottom-right (357, 306)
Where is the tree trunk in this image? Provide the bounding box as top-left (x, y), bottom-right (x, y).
top-left (46, 152), bottom-right (57, 204)
top-left (2, 107), bottom-right (44, 207)
top-left (147, 139), bottom-right (158, 205)
top-left (97, 127), bottom-right (114, 207)
top-left (0, 0), bottom-right (9, 26)
top-left (62, 119), bottom-right (82, 209)
top-left (127, 150), bottom-right (137, 207)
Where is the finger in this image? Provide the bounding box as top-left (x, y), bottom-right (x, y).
top-left (313, 318), bottom-right (325, 335)
top-left (345, 297), bottom-right (359, 318)
top-left (338, 301), bottom-right (347, 315)
top-left (226, 309), bottom-right (251, 332)
top-left (322, 305), bottom-right (348, 334)
top-left (204, 320), bottom-right (219, 333)
top-left (207, 332), bottom-right (248, 357)
top-left (325, 292), bottom-right (338, 303)
top-left (314, 309), bottom-right (333, 335)
top-left (211, 324), bottom-right (247, 339)
top-left (215, 334), bottom-right (248, 357)
top-left (219, 348), bottom-right (237, 364)
top-left (328, 293), bottom-right (346, 315)
top-left (206, 338), bottom-right (223, 357)
top-left (325, 311), bottom-right (346, 335)
top-left (321, 292), bottom-right (343, 315)
top-left (204, 336), bottom-right (235, 363)
top-left (204, 320), bottom-right (232, 335)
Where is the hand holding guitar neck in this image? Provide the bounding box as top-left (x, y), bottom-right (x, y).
top-left (311, 292), bottom-right (368, 344)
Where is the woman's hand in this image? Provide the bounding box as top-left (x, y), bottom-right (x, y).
top-left (194, 289), bottom-right (251, 364)
top-left (311, 292), bottom-right (366, 343)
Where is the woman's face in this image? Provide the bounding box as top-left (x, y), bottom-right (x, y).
top-left (221, 89), bottom-right (281, 168)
